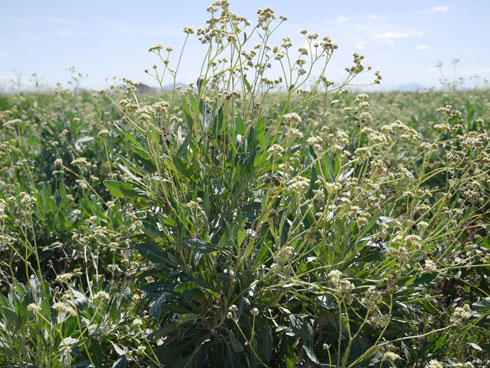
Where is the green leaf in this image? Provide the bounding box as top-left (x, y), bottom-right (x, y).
top-left (119, 130), bottom-right (144, 149)
top-left (174, 281), bottom-right (195, 293)
top-left (303, 345), bottom-right (319, 364)
top-left (473, 297), bottom-right (490, 313)
top-left (236, 113), bottom-right (244, 136)
top-left (176, 132), bottom-right (191, 158)
top-left (0, 307), bottom-right (19, 329)
top-left (316, 294), bottom-right (337, 309)
top-left (135, 243), bottom-right (166, 264)
top-left (260, 324), bottom-right (273, 361)
top-left (104, 181), bottom-right (140, 198)
top-left (112, 355), bottom-right (127, 368)
top-left (118, 155), bottom-right (144, 177)
top-left (228, 330), bottom-right (243, 353)
top-left (244, 78), bottom-right (252, 93)
top-left (184, 239), bottom-right (221, 253)
top-left (176, 313), bottom-right (200, 326)
top-left (288, 314), bottom-right (312, 343)
top-left (359, 213), bottom-right (381, 238)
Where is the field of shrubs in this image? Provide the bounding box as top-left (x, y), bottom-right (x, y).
top-left (0, 2), bottom-right (489, 367)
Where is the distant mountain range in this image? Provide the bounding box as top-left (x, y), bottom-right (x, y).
top-left (395, 82), bottom-right (427, 92)
top-left (133, 81), bottom-right (431, 94)
top-left (134, 82), bottom-right (189, 94)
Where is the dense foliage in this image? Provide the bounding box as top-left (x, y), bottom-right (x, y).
top-left (0, 2), bottom-right (489, 367)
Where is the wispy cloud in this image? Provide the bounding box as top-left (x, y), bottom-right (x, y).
top-left (0, 15), bottom-right (37, 27)
top-left (414, 44), bottom-right (429, 51)
top-left (16, 32), bottom-right (44, 41)
top-left (425, 5), bottom-right (449, 14)
top-left (374, 32), bottom-right (410, 39)
top-left (461, 68), bottom-right (490, 76)
top-left (332, 16), bottom-right (348, 24)
top-left (367, 29), bottom-right (423, 48)
top-left (372, 30), bottom-right (423, 40)
top-left (40, 16), bottom-right (78, 25)
top-left (376, 39), bottom-right (395, 47)
top-left (95, 19), bottom-right (183, 37)
top-left (365, 15), bottom-right (385, 21)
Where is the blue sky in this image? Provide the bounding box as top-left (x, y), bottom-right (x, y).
top-left (1, 0), bottom-right (489, 90)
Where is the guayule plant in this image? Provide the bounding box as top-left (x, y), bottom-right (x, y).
top-left (103, 1), bottom-right (490, 367)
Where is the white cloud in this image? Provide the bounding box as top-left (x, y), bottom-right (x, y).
top-left (371, 31), bottom-right (423, 46)
top-left (375, 32), bottom-right (410, 39)
top-left (365, 15), bottom-right (384, 21)
top-left (333, 16), bottom-right (348, 24)
top-left (414, 44), bottom-right (429, 51)
top-left (426, 6), bottom-right (449, 14)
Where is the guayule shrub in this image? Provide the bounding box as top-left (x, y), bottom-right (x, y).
top-left (102, 1), bottom-right (490, 367)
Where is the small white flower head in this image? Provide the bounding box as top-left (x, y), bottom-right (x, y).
top-left (251, 307), bottom-right (259, 316)
top-left (52, 302), bottom-right (67, 313)
top-left (226, 311), bottom-right (233, 319)
top-left (338, 279), bottom-right (354, 294)
top-left (359, 112), bottom-right (372, 122)
top-left (288, 127), bottom-right (303, 139)
top-left (56, 272), bottom-right (74, 284)
top-left (93, 291), bottom-right (110, 304)
top-left (382, 351), bottom-right (400, 365)
top-left (66, 306), bottom-right (77, 317)
top-left (98, 129), bottom-right (110, 138)
top-left (428, 360), bottom-right (443, 368)
top-left (148, 44), bottom-right (164, 52)
top-left (453, 304), bottom-right (471, 320)
top-left (405, 234), bottom-right (422, 249)
top-left (229, 304), bottom-right (238, 312)
top-left (27, 303), bottom-right (41, 313)
top-left (268, 144), bottom-right (283, 157)
top-left (325, 182), bottom-right (341, 195)
top-left (54, 158), bottom-right (63, 168)
top-left (355, 93), bottom-right (369, 102)
top-left (133, 318), bottom-right (143, 328)
top-left (276, 246), bottom-right (294, 264)
top-left (328, 270), bottom-right (342, 284)
top-left (288, 176), bottom-right (310, 193)
top-left (362, 286), bottom-right (381, 310)
top-left (424, 259), bottom-right (437, 273)
top-left (19, 192), bottom-right (37, 206)
top-left (370, 314), bottom-right (390, 328)
top-left (306, 136), bottom-right (323, 152)
top-left (71, 157), bottom-right (90, 168)
top-left (283, 112), bottom-right (301, 124)
top-left (270, 263), bottom-right (281, 273)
